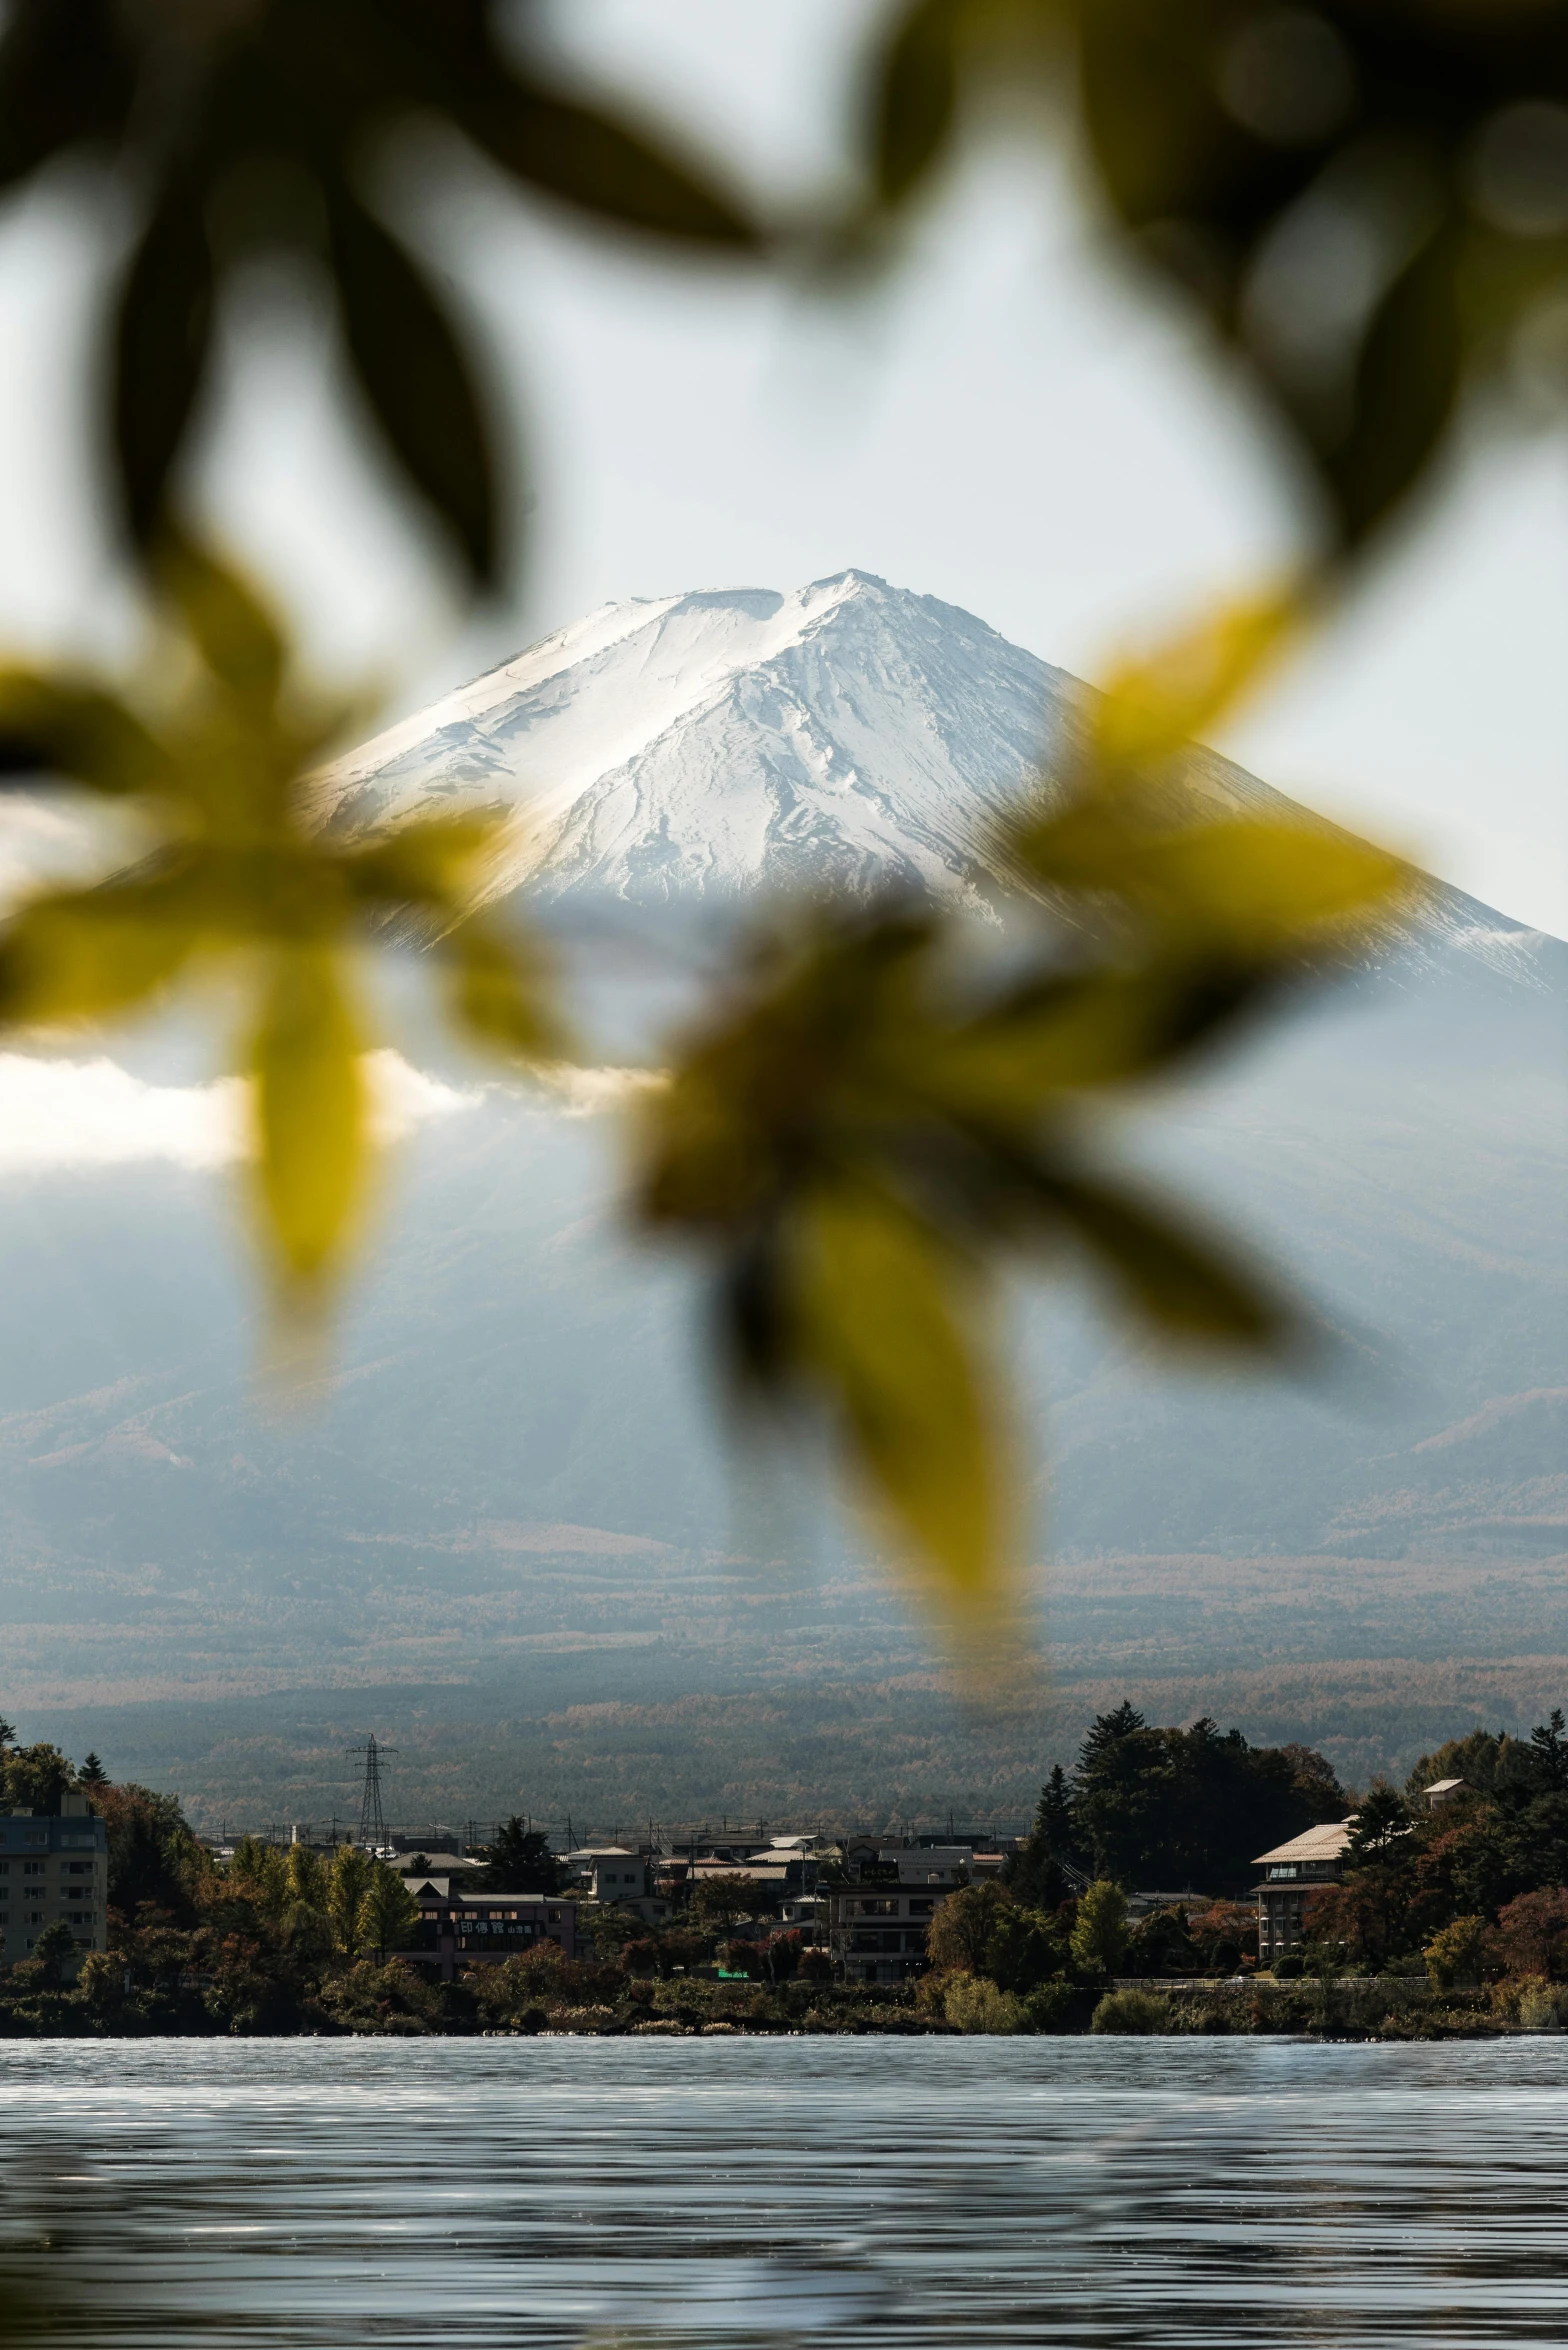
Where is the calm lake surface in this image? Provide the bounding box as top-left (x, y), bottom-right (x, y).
top-left (2, 2037), bottom-right (1567, 2346)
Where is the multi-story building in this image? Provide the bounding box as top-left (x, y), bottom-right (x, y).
top-left (0, 1792), bottom-right (108, 1967)
top-left (826, 1846), bottom-right (980, 1985)
top-left (400, 1889), bottom-right (577, 1983)
top-left (566, 1847), bottom-right (670, 1924)
top-left (1253, 1820), bottom-right (1357, 1962)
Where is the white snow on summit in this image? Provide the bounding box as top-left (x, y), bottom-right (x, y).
top-left (320, 570), bottom-right (1097, 908)
top-left (321, 570), bottom-right (1551, 978)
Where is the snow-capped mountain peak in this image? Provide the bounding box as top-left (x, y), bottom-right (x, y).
top-left (319, 571), bottom-right (1093, 908)
top-left (315, 573), bottom-right (1557, 987)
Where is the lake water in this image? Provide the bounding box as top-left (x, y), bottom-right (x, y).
top-left (2, 2037), bottom-right (1566, 2345)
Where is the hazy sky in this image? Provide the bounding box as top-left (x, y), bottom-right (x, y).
top-left (0, 0), bottom-right (1561, 932)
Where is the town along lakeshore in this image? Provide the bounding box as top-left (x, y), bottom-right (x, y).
top-left (2, 1705), bottom-right (1565, 2038)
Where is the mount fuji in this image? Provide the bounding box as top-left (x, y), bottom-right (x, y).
top-left (0, 572), bottom-right (1563, 1820)
top-left (317, 569), bottom-right (1551, 989)
top-left (319, 570), bottom-right (1066, 910)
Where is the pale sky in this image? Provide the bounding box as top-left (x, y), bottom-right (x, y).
top-left (0, 0), bottom-right (1561, 932)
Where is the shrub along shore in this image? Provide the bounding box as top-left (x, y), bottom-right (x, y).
top-left (1, 1953), bottom-right (1556, 2040)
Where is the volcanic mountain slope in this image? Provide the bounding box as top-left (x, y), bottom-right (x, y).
top-left (318, 569), bottom-right (1553, 991)
top-left (319, 571), bottom-right (1075, 908)
top-left (0, 572), bottom-right (1563, 1814)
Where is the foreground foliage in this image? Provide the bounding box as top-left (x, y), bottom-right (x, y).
top-left (0, 544), bottom-right (555, 1307)
top-left (0, 0), bottom-right (759, 580)
top-left (859, 0), bottom-right (1568, 561)
top-left (0, 0), bottom-right (1459, 1623)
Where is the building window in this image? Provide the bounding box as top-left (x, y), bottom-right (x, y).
top-left (22, 1861), bottom-right (44, 1877)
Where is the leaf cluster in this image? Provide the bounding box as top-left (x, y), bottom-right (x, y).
top-left (0, 0), bottom-right (759, 582)
top-left (858, 0), bottom-right (1568, 553)
top-left (0, 540), bottom-right (556, 1305)
top-left (634, 616), bottom-right (1407, 1618)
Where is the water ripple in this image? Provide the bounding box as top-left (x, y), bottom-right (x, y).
top-left (2, 2039), bottom-right (1567, 2346)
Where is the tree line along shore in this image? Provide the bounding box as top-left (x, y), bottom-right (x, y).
top-left (1, 1704), bottom-right (1564, 2038)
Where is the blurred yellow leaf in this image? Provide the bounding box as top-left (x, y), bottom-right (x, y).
top-left (248, 946), bottom-right (367, 1303)
top-left (0, 543), bottom-right (560, 1314)
top-left (928, 963), bottom-right (1255, 1109)
top-left (155, 533), bottom-right (285, 710)
top-left (0, 880), bottom-right (199, 1024)
top-left (793, 1181), bottom-right (1008, 1610)
top-left (1125, 820), bottom-right (1414, 950)
top-left (635, 570), bottom-right (1415, 1624)
top-left (0, 671), bottom-right (173, 797)
top-left (1092, 593), bottom-right (1300, 773)
top-left (345, 817), bottom-right (500, 909)
top-left (441, 917), bottom-right (563, 1064)
top-left (1014, 798), bottom-right (1411, 956)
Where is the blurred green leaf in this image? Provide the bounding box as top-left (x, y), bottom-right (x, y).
top-left (0, 542), bottom-right (560, 1307)
top-left (249, 944), bottom-right (367, 1301)
top-left (1330, 212), bottom-right (1468, 548)
top-left (114, 172), bottom-right (216, 552)
top-left (0, 0), bottom-right (764, 581)
top-left (860, 0), bottom-right (1568, 551)
top-left (794, 1181), bottom-right (1006, 1607)
top-left (460, 87), bottom-right (760, 247)
top-left (324, 177), bottom-right (497, 586)
top-left (873, 0), bottom-right (968, 205)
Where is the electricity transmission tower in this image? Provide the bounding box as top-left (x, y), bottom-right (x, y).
top-left (348, 1736), bottom-right (396, 1854)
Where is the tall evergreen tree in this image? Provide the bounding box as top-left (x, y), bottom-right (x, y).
top-left (1007, 1766), bottom-right (1081, 1907)
top-left (1346, 1787), bottom-right (1412, 1860)
top-left (480, 1817), bottom-right (568, 1894)
top-left (1528, 1710), bottom-right (1568, 1794)
top-left (1074, 1706), bottom-right (1163, 1884)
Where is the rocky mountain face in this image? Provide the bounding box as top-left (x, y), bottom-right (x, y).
top-left (1, 574), bottom-right (1564, 1817)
